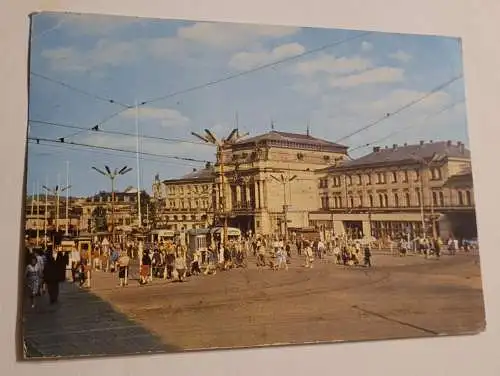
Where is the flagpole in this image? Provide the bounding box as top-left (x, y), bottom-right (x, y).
top-left (135, 99), bottom-right (142, 229)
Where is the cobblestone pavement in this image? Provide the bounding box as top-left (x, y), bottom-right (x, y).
top-left (22, 252), bottom-right (485, 358)
top-left (22, 279), bottom-right (178, 359)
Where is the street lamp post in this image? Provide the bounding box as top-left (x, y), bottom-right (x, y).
top-left (270, 173), bottom-right (297, 242)
top-left (92, 165), bottom-right (133, 241)
top-left (410, 153), bottom-right (446, 239)
top-left (191, 128), bottom-right (248, 246)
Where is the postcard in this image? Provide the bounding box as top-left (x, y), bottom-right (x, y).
top-left (21, 11), bottom-right (485, 359)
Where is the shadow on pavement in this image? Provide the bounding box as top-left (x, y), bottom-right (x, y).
top-left (21, 280), bottom-right (180, 360)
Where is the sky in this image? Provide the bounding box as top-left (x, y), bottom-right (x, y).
top-left (26, 12), bottom-right (469, 197)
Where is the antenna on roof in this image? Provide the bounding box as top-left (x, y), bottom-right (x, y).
top-left (306, 120), bottom-right (310, 136)
top-left (271, 118), bottom-right (275, 131)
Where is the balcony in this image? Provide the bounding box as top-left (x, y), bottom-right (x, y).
top-left (232, 201), bottom-right (255, 211)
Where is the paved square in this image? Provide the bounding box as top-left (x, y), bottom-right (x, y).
top-left (23, 253), bottom-right (485, 357)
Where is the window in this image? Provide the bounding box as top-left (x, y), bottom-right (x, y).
top-left (369, 195), bottom-right (374, 207)
top-left (432, 191), bottom-right (438, 206)
top-left (431, 168), bottom-right (442, 180)
top-left (458, 191), bottom-right (464, 205)
top-left (394, 193), bottom-right (399, 207)
top-left (367, 174), bottom-right (372, 185)
top-left (416, 190), bottom-right (421, 206)
top-left (384, 194), bottom-right (389, 207)
top-left (405, 192), bottom-right (411, 207)
top-left (403, 170), bottom-right (408, 183)
top-left (377, 172), bottom-right (386, 184)
top-left (349, 196), bottom-right (354, 208)
top-left (392, 171), bottom-right (397, 183)
top-left (439, 192), bottom-right (445, 206)
top-left (191, 215), bottom-right (196, 221)
top-left (414, 169), bottom-right (420, 182)
top-left (358, 174), bottom-right (362, 185)
top-left (466, 191), bottom-right (472, 205)
top-left (359, 195), bottom-right (364, 207)
top-left (182, 215), bottom-right (187, 221)
top-left (347, 176), bottom-right (353, 186)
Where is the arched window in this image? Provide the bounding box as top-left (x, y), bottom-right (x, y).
top-left (349, 196), bottom-right (354, 208)
top-left (439, 192), bottom-right (445, 206)
top-left (182, 215), bottom-right (186, 221)
top-left (466, 191), bottom-right (472, 205)
top-left (369, 195), bottom-right (374, 207)
top-left (394, 193), bottom-right (399, 207)
top-left (405, 193), bottom-right (411, 207)
top-left (384, 194), bottom-right (389, 207)
top-left (432, 191), bottom-right (438, 206)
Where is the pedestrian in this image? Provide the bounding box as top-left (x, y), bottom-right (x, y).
top-left (43, 249), bottom-right (64, 304)
top-left (140, 250), bottom-right (151, 285)
top-left (25, 255), bottom-right (40, 308)
top-left (364, 246), bottom-right (372, 268)
top-left (174, 251), bottom-right (187, 282)
top-left (304, 242), bottom-right (314, 268)
top-left (117, 251), bottom-right (130, 287)
top-left (35, 249), bottom-right (45, 295)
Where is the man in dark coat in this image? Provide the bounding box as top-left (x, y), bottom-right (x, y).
top-left (43, 249), bottom-right (67, 304)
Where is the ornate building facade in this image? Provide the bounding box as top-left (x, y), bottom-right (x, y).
top-left (152, 163), bottom-right (215, 231)
top-left (309, 140), bottom-right (476, 240)
top-left (213, 130), bottom-right (348, 235)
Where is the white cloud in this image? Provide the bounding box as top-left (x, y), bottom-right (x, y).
top-left (120, 107), bottom-right (190, 128)
top-left (293, 54), bottom-right (372, 77)
top-left (228, 43), bottom-right (305, 71)
top-left (361, 41), bottom-right (373, 52)
top-left (389, 50), bottom-right (412, 63)
top-left (39, 13), bottom-right (143, 37)
top-left (41, 39), bottom-right (139, 72)
top-left (177, 22), bottom-right (299, 50)
top-left (329, 67), bottom-right (405, 88)
top-left (365, 89), bottom-right (451, 113)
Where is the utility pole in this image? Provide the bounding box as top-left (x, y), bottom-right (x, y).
top-left (65, 161), bottom-right (70, 236)
top-left (43, 181), bottom-right (70, 237)
top-left (135, 99), bottom-right (142, 229)
top-left (191, 128), bottom-right (248, 246)
top-left (44, 176), bottom-right (48, 247)
top-left (36, 181), bottom-right (40, 246)
top-left (270, 172), bottom-right (297, 242)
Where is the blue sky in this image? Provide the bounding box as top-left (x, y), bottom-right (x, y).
top-left (27, 12), bottom-right (469, 197)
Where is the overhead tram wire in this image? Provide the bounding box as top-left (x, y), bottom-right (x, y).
top-left (27, 137), bottom-right (210, 163)
top-left (59, 30), bottom-right (373, 141)
top-left (349, 98), bottom-right (466, 153)
top-left (30, 72), bottom-right (131, 109)
top-left (27, 140), bottom-right (202, 167)
top-left (333, 74), bottom-right (463, 144)
top-left (28, 119), bottom-right (210, 146)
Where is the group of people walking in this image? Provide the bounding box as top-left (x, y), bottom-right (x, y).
top-left (24, 247), bottom-right (68, 308)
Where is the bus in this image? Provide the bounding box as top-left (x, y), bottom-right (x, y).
top-left (150, 229), bottom-right (176, 243)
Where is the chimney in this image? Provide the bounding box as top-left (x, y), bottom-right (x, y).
top-left (420, 140), bottom-right (424, 146)
top-left (459, 142), bottom-right (465, 154)
top-left (404, 142), bottom-right (408, 147)
top-left (385, 145), bottom-right (388, 149)
top-left (392, 144), bottom-right (398, 150)
top-left (192, 168), bottom-right (197, 172)
top-left (447, 140), bottom-right (452, 146)
top-left (373, 146), bottom-right (380, 152)
top-left (205, 161), bottom-right (211, 169)
top-left (429, 140), bottom-right (433, 143)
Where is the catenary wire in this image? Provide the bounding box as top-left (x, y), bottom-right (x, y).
top-left (27, 141), bottom-right (202, 168)
top-left (28, 119), bottom-right (210, 146)
top-left (348, 98), bottom-right (465, 153)
top-left (30, 72), bottom-right (131, 108)
top-left (334, 74), bottom-right (463, 144)
top-left (59, 31), bottom-right (373, 141)
top-left (27, 137), bottom-right (210, 163)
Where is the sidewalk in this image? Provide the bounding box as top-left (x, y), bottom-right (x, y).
top-left (22, 278), bottom-right (178, 359)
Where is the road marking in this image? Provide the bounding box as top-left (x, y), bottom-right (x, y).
top-left (351, 305), bottom-right (439, 335)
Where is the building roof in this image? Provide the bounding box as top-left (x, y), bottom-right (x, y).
top-left (162, 167), bottom-right (215, 184)
top-left (233, 130), bottom-right (348, 152)
top-left (443, 167), bottom-right (473, 188)
top-left (328, 141), bottom-right (470, 170)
